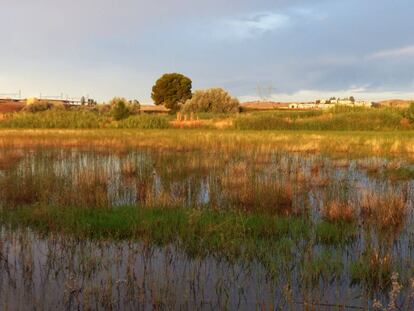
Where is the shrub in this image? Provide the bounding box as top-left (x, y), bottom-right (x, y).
top-left (151, 73), bottom-right (192, 111)
top-left (404, 102), bottom-right (414, 123)
top-left (109, 97), bottom-right (139, 120)
top-left (181, 88), bottom-right (240, 113)
top-left (22, 101), bottom-right (65, 113)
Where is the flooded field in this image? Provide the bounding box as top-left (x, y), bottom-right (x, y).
top-left (0, 144), bottom-right (414, 310)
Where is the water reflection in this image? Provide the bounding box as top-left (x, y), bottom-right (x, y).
top-left (0, 147), bottom-right (413, 309)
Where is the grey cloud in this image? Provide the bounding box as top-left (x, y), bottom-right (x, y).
top-left (1, 0), bottom-right (413, 101)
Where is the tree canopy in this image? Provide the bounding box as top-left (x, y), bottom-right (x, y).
top-left (151, 73), bottom-right (192, 111)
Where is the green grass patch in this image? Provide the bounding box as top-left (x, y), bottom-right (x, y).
top-left (0, 110), bottom-right (107, 129)
top-left (0, 204), bottom-right (317, 261)
top-left (384, 167), bottom-right (414, 181)
top-left (0, 110), bottom-right (172, 129)
top-left (315, 221), bottom-right (357, 245)
top-left (110, 114), bottom-right (171, 129)
top-left (234, 107), bottom-right (411, 131)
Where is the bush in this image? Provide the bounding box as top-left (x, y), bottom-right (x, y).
top-left (22, 101), bottom-right (65, 113)
top-left (109, 97), bottom-right (140, 120)
top-left (404, 102), bottom-right (414, 123)
top-left (181, 88), bottom-right (240, 113)
top-left (151, 73), bottom-right (192, 111)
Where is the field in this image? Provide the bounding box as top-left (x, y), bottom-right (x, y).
top-left (0, 129), bottom-right (413, 310)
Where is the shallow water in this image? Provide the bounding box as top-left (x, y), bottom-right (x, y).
top-left (0, 147), bottom-right (413, 310)
top-left (0, 227), bottom-right (378, 310)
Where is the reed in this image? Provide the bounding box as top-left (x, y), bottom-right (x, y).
top-left (234, 107), bottom-right (412, 131)
top-left (0, 129), bottom-right (414, 159)
top-left (321, 200), bottom-right (357, 223)
top-left (0, 130), bottom-right (412, 308)
top-left (360, 190), bottom-right (407, 232)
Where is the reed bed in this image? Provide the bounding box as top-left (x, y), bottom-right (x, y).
top-left (0, 129), bottom-right (414, 160)
top-left (0, 133), bottom-right (413, 309)
top-left (234, 107), bottom-right (413, 131)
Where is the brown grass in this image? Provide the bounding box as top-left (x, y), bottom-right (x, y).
top-left (220, 163), bottom-right (294, 215)
top-left (121, 161), bottom-right (137, 178)
top-left (0, 150), bottom-right (24, 170)
top-left (360, 190), bottom-right (407, 231)
top-left (321, 201), bottom-right (357, 223)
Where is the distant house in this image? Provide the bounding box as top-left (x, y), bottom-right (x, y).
top-left (317, 98), bottom-right (373, 108)
top-left (288, 102), bottom-right (317, 109)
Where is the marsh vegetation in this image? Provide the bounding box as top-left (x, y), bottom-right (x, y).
top-left (1, 104), bottom-right (414, 131)
top-left (0, 130), bottom-right (413, 310)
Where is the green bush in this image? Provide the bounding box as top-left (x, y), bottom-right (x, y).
top-left (181, 88), bottom-right (240, 113)
top-left (404, 102), bottom-right (414, 123)
top-left (109, 97), bottom-right (140, 120)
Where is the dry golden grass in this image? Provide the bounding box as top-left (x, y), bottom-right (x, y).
top-left (360, 190), bottom-right (407, 231)
top-left (121, 161), bottom-right (137, 178)
top-left (356, 158), bottom-right (385, 174)
top-left (310, 161), bottom-right (324, 176)
top-left (220, 162), bottom-right (294, 215)
top-left (170, 120), bottom-right (206, 129)
top-left (321, 201), bottom-right (357, 223)
top-left (0, 150), bottom-right (24, 170)
top-left (74, 169), bottom-right (109, 207)
top-left (0, 130), bottom-right (414, 161)
top-left (332, 159), bottom-right (350, 168)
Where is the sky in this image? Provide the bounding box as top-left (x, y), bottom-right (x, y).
top-left (1, 0), bottom-right (414, 103)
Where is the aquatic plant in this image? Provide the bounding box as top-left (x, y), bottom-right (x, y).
top-left (360, 190), bottom-right (407, 232)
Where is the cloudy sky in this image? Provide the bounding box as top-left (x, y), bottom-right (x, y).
top-left (1, 0), bottom-right (413, 103)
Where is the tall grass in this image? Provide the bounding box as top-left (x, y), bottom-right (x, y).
top-left (234, 107), bottom-right (412, 131)
top-left (0, 111), bottom-right (171, 129)
top-left (0, 129), bottom-right (413, 159)
top-left (111, 114), bottom-right (171, 129)
top-left (0, 110), bottom-right (107, 128)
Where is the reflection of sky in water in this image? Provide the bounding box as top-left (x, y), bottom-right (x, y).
top-left (0, 148), bottom-right (413, 309)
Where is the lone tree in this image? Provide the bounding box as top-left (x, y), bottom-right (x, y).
top-left (151, 73), bottom-right (192, 111)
